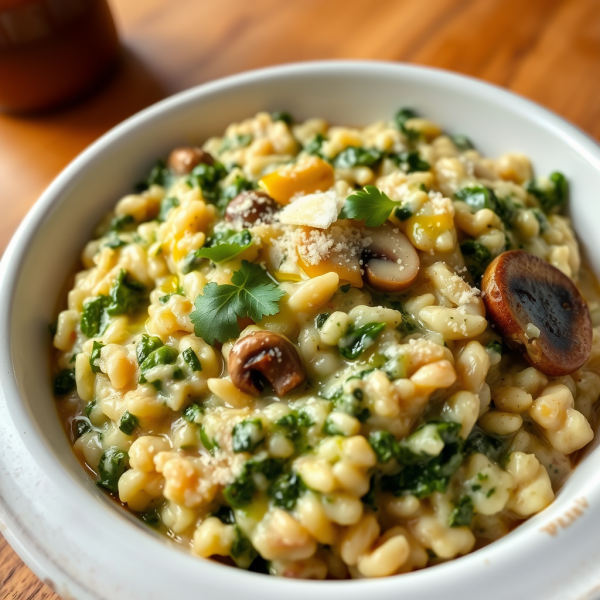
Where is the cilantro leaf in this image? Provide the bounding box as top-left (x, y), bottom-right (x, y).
top-left (334, 146), bottom-right (383, 169)
top-left (190, 261), bottom-right (285, 345)
top-left (338, 186), bottom-right (398, 227)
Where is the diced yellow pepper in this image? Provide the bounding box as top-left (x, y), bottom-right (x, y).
top-left (405, 213), bottom-right (454, 250)
top-left (258, 156), bottom-right (334, 205)
top-left (296, 226), bottom-right (363, 288)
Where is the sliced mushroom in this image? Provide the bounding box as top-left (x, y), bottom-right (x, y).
top-left (167, 147), bottom-right (215, 175)
top-left (225, 190), bottom-right (279, 228)
top-left (228, 331), bottom-right (306, 396)
top-left (362, 225), bottom-right (420, 292)
top-left (481, 250), bottom-right (592, 377)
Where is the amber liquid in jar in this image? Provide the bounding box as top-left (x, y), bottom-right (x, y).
top-left (0, 0), bottom-right (119, 113)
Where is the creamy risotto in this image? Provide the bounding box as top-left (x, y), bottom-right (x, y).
top-left (51, 109), bottom-right (600, 579)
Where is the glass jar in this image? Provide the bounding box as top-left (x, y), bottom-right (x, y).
top-left (0, 0), bottom-right (119, 113)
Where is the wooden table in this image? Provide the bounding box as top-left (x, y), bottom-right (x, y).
top-left (1, 0), bottom-right (599, 596)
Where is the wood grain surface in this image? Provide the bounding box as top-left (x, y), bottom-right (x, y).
top-left (1, 0), bottom-right (599, 597)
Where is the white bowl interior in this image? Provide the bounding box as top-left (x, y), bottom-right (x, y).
top-left (3, 62), bottom-right (600, 600)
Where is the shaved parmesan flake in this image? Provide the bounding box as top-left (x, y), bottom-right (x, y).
top-left (277, 191), bottom-right (340, 229)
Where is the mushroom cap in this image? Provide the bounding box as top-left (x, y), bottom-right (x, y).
top-left (228, 330), bottom-right (307, 397)
top-left (481, 250), bottom-right (592, 377)
top-left (362, 225), bottom-right (420, 293)
top-left (225, 190), bottom-right (278, 229)
top-left (167, 147), bottom-right (214, 175)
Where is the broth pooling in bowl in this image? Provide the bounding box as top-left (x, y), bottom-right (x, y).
top-left (50, 109), bottom-right (600, 579)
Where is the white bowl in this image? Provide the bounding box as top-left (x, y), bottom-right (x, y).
top-left (2, 61), bottom-right (600, 600)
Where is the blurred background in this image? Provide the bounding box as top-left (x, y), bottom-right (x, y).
top-left (0, 0), bottom-right (599, 596)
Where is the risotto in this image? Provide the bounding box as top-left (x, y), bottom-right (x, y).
top-left (51, 109), bottom-right (600, 579)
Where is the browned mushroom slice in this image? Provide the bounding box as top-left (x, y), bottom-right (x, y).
top-left (167, 147), bottom-right (215, 175)
top-left (228, 331), bottom-right (306, 397)
top-left (362, 225), bottom-right (420, 292)
top-left (481, 250), bottom-right (592, 377)
top-left (225, 190), bottom-right (279, 228)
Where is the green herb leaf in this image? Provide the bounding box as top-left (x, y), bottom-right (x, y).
top-left (190, 261), bottom-right (285, 345)
top-left (525, 171), bottom-right (568, 213)
top-left (334, 146), bottom-right (383, 169)
top-left (213, 505), bottom-right (235, 524)
top-left (97, 447), bottom-right (129, 494)
top-left (84, 400), bottom-right (97, 418)
top-left (221, 134), bottom-right (253, 153)
top-left (340, 283), bottom-right (351, 293)
top-left (182, 347), bottom-right (202, 372)
top-left (200, 425), bottom-right (219, 454)
top-left (119, 411), bottom-right (139, 436)
top-left (449, 495), bottom-right (474, 527)
top-left (339, 186), bottom-right (398, 227)
top-left (140, 509), bottom-right (161, 528)
top-left (136, 334), bottom-right (164, 365)
top-left (158, 196), bottom-right (180, 222)
top-left (193, 230), bottom-right (252, 264)
top-left (89, 341), bottom-right (104, 374)
top-left (463, 427), bottom-right (506, 463)
top-left (158, 290), bottom-right (184, 304)
top-left (338, 322), bottom-right (386, 360)
top-left (223, 458), bottom-right (284, 508)
top-left (53, 369), bottom-right (76, 396)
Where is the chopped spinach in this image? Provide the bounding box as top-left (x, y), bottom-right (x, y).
top-left (369, 430), bottom-right (399, 463)
top-left (460, 240), bottom-right (492, 285)
top-left (304, 133), bottom-right (327, 157)
top-left (89, 341), bottom-right (104, 374)
top-left (316, 312), bottom-right (330, 330)
top-left (223, 457), bottom-right (284, 508)
top-left (182, 347), bottom-right (202, 372)
top-left (394, 108), bottom-right (419, 140)
top-left (391, 151), bottom-right (430, 173)
top-left (232, 418), bottom-right (265, 453)
top-left (73, 419), bottom-right (91, 440)
top-left (97, 447), bottom-right (129, 494)
top-left (271, 111), bottom-right (293, 126)
top-left (200, 425), bottom-right (219, 454)
top-left (158, 196), bottom-right (180, 222)
top-left (182, 402), bottom-right (203, 423)
top-left (455, 186), bottom-right (496, 212)
top-left (338, 322), bottom-right (386, 360)
top-left (213, 505), bottom-right (235, 524)
top-left (340, 283), bottom-right (351, 293)
top-left (139, 345), bottom-right (178, 383)
top-left (219, 175), bottom-right (253, 209)
top-left (381, 441), bottom-right (463, 498)
top-left (134, 160), bottom-right (173, 193)
top-left (487, 340), bottom-right (502, 356)
top-left (119, 411), bottom-right (139, 436)
top-left (525, 171), bottom-right (568, 213)
top-left (140, 509), bottom-right (161, 528)
top-left (334, 146), bottom-right (383, 169)
top-left (221, 134), bottom-right (253, 153)
top-left (106, 269), bottom-right (146, 316)
top-left (450, 134), bottom-right (474, 151)
top-left (186, 161), bottom-right (227, 202)
top-left (109, 214), bottom-right (135, 232)
top-left (270, 471), bottom-right (305, 510)
top-left (80, 296), bottom-right (110, 338)
top-left (449, 495), bottom-right (474, 527)
top-left (136, 334), bottom-right (164, 365)
top-left (394, 205), bottom-right (413, 221)
top-left (53, 369), bottom-right (76, 396)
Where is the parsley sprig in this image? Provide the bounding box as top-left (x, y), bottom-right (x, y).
top-left (339, 185), bottom-right (398, 227)
top-left (190, 261), bottom-right (285, 345)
